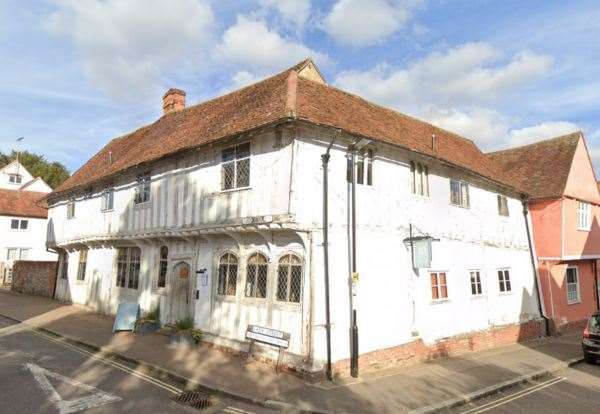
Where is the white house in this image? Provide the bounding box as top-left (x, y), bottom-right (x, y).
top-left (46, 59), bottom-right (543, 377)
top-left (0, 160), bottom-right (55, 284)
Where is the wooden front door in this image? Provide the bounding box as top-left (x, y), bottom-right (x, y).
top-left (169, 262), bottom-right (192, 324)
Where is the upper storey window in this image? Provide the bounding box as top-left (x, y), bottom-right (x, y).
top-left (101, 188), bottom-right (114, 212)
top-left (410, 161), bottom-right (429, 197)
top-left (8, 174), bottom-right (22, 184)
top-left (67, 200), bottom-right (75, 219)
top-left (222, 143), bottom-right (250, 190)
top-left (578, 201), bottom-right (591, 231)
top-left (450, 179), bottom-right (469, 208)
top-left (497, 195), bottom-right (509, 216)
top-left (134, 173), bottom-right (151, 204)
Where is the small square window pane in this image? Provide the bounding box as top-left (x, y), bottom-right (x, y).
top-left (20, 220), bottom-right (28, 230)
top-left (236, 143), bottom-right (251, 159)
top-left (11, 220), bottom-right (19, 229)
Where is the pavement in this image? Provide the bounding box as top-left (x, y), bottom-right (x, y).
top-left (0, 290), bottom-right (586, 413)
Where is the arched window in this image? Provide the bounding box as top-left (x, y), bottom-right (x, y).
top-left (218, 253), bottom-right (238, 296)
top-left (276, 254), bottom-right (303, 303)
top-left (245, 253), bottom-right (268, 298)
top-left (157, 246), bottom-right (168, 288)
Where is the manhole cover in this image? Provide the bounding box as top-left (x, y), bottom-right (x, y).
top-left (171, 390), bottom-right (213, 410)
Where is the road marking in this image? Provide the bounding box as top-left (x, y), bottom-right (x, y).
top-left (462, 376), bottom-right (567, 413)
top-left (223, 407), bottom-right (256, 414)
top-left (24, 325), bottom-right (182, 394)
top-left (25, 363), bottom-right (121, 414)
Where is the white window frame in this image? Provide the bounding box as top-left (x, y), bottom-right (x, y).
top-left (578, 201), bottom-right (591, 231)
top-left (450, 179), bottom-right (470, 208)
top-left (8, 173), bottom-right (22, 184)
top-left (430, 271), bottom-right (449, 302)
top-left (101, 188), bottom-right (114, 212)
top-left (10, 219), bottom-right (28, 231)
top-left (498, 268), bottom-right (512, 294)
top-left (410, 161), bottom-right (429, 197)
top-left (356, 149), bottom-right (374, 186)
top-left (116, 247), bottom-right (141, 289)
top-left (497, 195), bottom-right (509, 217)
top-left (566, 266), bottom-right (580, 304)
top-left (221, 142), bottom-right (251, 191)
top-left (134, 173), bottom-right (151, 205)
top-left (6, 248), bottom-right (18, 261)
top-left (469, 270), bottom-right (483, 296)
top-left (76, 249), bottom-right (87, 281)
top-left (66, 200), bottom-right (75, 219)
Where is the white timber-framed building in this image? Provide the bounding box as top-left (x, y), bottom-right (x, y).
top-left (47, 59), bottom-right (543, 376)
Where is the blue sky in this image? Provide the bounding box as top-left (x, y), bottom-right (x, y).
top-left (1, 0), bottom-right (599, 172)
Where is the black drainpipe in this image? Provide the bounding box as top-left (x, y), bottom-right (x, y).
top-left (521, 196), bottom-right (550, 336)
top-left (593, 260), bottom-right (600, 311)
top-left (321, 137), bottom-right (336, 381)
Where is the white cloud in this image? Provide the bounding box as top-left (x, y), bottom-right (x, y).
top-left (422, 107), bottom-right (580, 151)
top-left (217, 15), bottom-right (327, 71)
top-left (323, 0), bottom-right (420, 46)
top-left (335, 42), bottom-right (552, 108)
top-left (44, 0), bottom-right (214, 100)
top-left (260, 0), bottom-right (312, 28)
top-left (507, 121), bottom-right (580, 146)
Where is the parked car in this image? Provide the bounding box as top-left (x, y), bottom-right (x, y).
top-left (582, 311), bottom-right (600, 364)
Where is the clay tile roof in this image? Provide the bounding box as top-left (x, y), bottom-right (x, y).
top-left (487, 132), bottom-right (581, 200)
top-left (52, 58), bottom-right (521, 198)
top-left (0, 189), bottom-right (48, 219)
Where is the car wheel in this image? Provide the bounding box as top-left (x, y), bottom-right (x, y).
top-left (584, 352), bottom-right (596, 364)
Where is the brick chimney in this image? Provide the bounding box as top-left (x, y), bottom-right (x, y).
top-left (162, 88), bottom-right (186, 114)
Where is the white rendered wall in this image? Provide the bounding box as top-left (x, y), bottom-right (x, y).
top-left (291, 124), bottom-right (539, 368)
top-left (1, 215), bottom-right (56, 263)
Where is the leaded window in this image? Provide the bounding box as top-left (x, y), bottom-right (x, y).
top-left (218, 253), bottom-right (238, 296)
top-left (431, 271), bottom-right (448, 300)
top-left (101, 188), bottom-right (114, 211)
top-left (497, 195), bottom-right (509, 216)
top-left (221, 143), bottom-right (250, 190)
top-left (77, 249), bottom-right (87, 281)
top-left (276, 254), bottom-right (303, 303)
top-left (134, 173), bottom-right (151, 204)
top-left (158, 246), bottom-right (168, 288)
top-left (116, 247), bottom-right (141, 289)
top-left (245, 253), bottom-right (268, 298)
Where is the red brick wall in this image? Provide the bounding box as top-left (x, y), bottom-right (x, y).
top-left (11, 261), bottom-right (58, 298)
top-left (333, 320), bottom-right (544, 376)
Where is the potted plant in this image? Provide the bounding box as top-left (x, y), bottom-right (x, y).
top-left (169, 316), bottom-right (202, 346)
top-left (134, 306), bottom-right (160, 335)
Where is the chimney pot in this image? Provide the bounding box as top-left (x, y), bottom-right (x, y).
top-left (162, 88), bottom-right (186, 114)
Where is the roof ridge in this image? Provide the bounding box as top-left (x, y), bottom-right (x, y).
top-left (295, 75), bottom-right (482, 149)
top-left (487, 131), bottom-right (582, 156)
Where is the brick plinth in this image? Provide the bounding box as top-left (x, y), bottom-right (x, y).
top-left (333, 320), bottom-right (544, 376)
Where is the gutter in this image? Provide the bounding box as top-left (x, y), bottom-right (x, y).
top-left (521, 196), bottom-right (550, 336)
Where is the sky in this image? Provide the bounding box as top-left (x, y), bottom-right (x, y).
top-left (1, 0), bottom-right (599, 173)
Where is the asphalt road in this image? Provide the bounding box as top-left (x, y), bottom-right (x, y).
top-left (0, 315), bottom-right (275, 414)
top-left (453, 363), bottom-right (600, 413)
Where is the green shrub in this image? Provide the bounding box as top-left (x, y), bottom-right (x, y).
top-left (190, 329), bottom-right (203, 343)
top-left (175, 316), bottom-right (194, 331)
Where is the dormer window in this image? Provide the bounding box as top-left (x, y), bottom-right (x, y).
top-left (8, 174), bottom-right (22, 184)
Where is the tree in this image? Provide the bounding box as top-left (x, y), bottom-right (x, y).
top-left (0, 150), bottom-right (69, 189)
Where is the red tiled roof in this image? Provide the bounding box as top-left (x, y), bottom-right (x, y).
top-left (0, 189), bottom-right (48, 219)
top-left (487, 132), bottom-right (581, 200)
top-left (52, 59), bottom-right (521, 198)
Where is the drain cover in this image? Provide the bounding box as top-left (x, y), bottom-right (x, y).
top-left (171, 390), bottom-right (213, 410)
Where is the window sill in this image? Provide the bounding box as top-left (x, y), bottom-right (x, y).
top-left (450, 203), bottom-right (470, 209)
top-left (499, 291), bottom-right (513, 296)
top-left (215, 295), bottom-right (237, 303)
top-left (220, 186), bottom-right (251, 194)
top-left (577, 228), bottom-right (591, 232)
top-left (101, 209), bottom-right (114, 213)
top-left (470, 294), bottom-right (485, 299)
top-left (133, 201), bottom-right (151, 208)
top-left (567, 299), bottom-right (581, 306)
top-left (430, 299), bottom-right (450, 305)
top-left (411, 193), bottom-right (430, 201)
